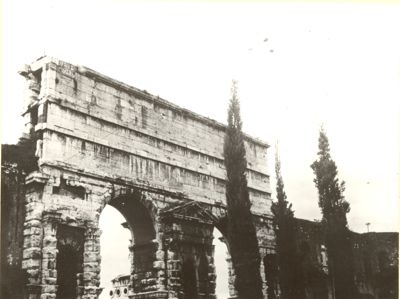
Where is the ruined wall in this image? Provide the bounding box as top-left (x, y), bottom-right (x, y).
top-left (352, 232), bottom-right (399, 299)
top-left (293, 218), bottom-right (332, 299)
top-left (292, 218), bottom-right (399, 299)
top-left (1, 163), bottom-right (27, 299)
top-left (22, 56), bottom-right (271, 216)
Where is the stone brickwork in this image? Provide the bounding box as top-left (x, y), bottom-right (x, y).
top-left (15, 56), bottom-right (275, 299)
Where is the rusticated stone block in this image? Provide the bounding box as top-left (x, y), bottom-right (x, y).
top-left (41, 284), bottom-right (57, 294)
top-left (84, 252), bottom-right (100, 263)
top-left (22, 259), bottom-right (41, 269)
top-left (155, 250), bottom-right (165, 260)
top-left (83, 286), bottom-right (101, 295)
top-left (23, 247), bottom-right (42, 259)
top-left (24, 226), bottom-right (42, 236)
top-left (83, 271), bottom-right (98, 283)
top-left (42, 248), bottom-right (57, 259)
top-left (43, 277), bottom-right (57, 285)
top-left (83, 262), bottom-right (99, 272)
top-left (43, 236), bottom-right (57, 247)
top-left (153, 260), bottom-right (165, 269)
top-left (24, 220), bottom-right (42, 231)
top-left (24, 234), bottom-right (42, 248)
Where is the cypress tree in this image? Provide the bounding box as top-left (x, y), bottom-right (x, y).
top-left (310, 128), bottom-right (356, 299)
top-left (271, 147), bottom-right (306, 299)
top-left (223, 81), bottom-right (263, 299)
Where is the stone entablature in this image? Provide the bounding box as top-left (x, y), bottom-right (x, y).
top-left (20, 56), bottom-right (271, 215)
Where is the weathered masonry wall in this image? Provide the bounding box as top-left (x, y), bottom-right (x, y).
top-left (16, 56), bottom-right (275, 299)
top-left (23, 57), bottom-right (271, 215)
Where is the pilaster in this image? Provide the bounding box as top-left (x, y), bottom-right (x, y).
top-left (22, 172), bottom-right (48, 299)
top-left (82, 227), bottom-right (103, 299)
top-left (40, 212), bottom-right (61, 299)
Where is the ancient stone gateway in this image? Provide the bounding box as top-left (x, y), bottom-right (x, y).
top-left (19, 57), bottom-right (274, 299)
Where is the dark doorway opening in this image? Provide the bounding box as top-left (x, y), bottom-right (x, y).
top-left (56, 225), bottom-right (84, 299)
top-left (198, 254), bottom-right (209, 296)
top-left (181, 258), bottom-right (198, 299)
top-left (56, 244), bottom-right (80, 298)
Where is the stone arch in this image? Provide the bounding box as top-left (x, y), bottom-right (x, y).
top-left (101, 186), bottom-right (159, 223)
top-left (108, 194), bottom-right (157, 245)
top-left (101, 189), bottom-right (160, 294)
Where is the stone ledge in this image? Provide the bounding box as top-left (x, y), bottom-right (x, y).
top-left (26, 171), bottom-right (50, 185)
top-left (129, 291), bottom-right (169, 299)
top-left (77, 64), bottom-right (269, 149)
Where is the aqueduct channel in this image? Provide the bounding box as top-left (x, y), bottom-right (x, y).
top-left (19, 57), bottom-right (275, 299)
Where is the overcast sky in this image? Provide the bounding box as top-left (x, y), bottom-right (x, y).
top-left (2, 0), bottom-right (399, 298)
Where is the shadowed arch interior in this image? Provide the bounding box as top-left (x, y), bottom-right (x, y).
top-left (108, 193), bottom-right (158, 293)
top-left (109, 194), bottom-right (156, 245)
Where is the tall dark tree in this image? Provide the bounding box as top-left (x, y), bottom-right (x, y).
top-left (223, 81), bottom-right (263, 299)
top-left (310, 128), bottom-right (357, 299)
top-left (271, 147), bottom-right (306, 299)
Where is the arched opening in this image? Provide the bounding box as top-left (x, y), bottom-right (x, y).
top-left (99, 193), bottom-right (157, 298)
top-left (99, 205), bottom-right (131, 299)
top-left (56, 244), bottom-right (81, 299)
top-left (213, 228), bottom-right (230, 299)
top-left (110, 195), bottom-right (157, 293)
